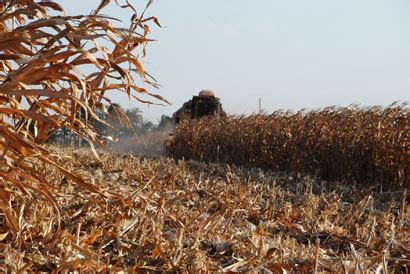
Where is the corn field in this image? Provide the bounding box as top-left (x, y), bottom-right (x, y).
top-left (169, 104), bottom-right (409, 188)
top-left (0, 0), bottom-right (409, 272)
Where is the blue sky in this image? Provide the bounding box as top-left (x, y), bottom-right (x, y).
top-left (60, 0), bottom-right (410, 122)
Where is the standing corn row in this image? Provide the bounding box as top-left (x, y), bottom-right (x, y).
top-left (170, 105), bottom-right (409, 187)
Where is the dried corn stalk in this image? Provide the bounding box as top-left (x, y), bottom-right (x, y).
top-left (0, 0), bottom-right (162, 240)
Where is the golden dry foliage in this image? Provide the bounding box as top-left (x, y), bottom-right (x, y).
top-left (0, 0), bottom-right (162, 249)
top-left (1, 147), bottom-right (408, 272)
top-left (170, 104), bottom-right (409, 187)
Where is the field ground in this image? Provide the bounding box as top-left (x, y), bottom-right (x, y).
top-left (1, 146), bottom-right (409, 272)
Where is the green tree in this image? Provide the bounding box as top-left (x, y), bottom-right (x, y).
top-left (125, 108), bottom-right (144, 134)
top-left (157, 115), bottom-right (174, 131)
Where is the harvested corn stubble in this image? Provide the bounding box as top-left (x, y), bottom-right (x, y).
top-left (0, 146), bottom-right (408, 272)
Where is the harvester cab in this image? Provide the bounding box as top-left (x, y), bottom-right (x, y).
top-left (174, 90), bottom-right (225, 124)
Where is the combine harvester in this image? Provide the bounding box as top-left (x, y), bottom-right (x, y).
top-left (164, 90), bottom-right (225, 153)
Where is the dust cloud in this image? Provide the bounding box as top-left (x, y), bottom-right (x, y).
top-left (109, 130), bottom-right (172, 157)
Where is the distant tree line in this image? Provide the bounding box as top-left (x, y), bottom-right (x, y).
top-left (49, 103), bottom-right (173, 146)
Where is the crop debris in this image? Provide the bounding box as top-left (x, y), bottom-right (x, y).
top-left (0, 147), bottom-right (408, 272)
